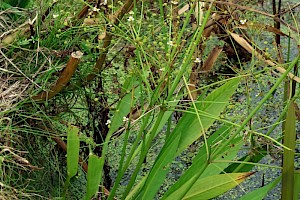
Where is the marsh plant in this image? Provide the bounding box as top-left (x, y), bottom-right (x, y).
top-left (0, 0), bottom-right (299, 199)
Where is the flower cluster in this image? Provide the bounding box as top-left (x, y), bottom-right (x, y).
top-left (194, 58), bottom-right (201, 63)
top-left (240, 19), bottom-right (247, 25)
top-left (128, 11), bottom-right (134, 22)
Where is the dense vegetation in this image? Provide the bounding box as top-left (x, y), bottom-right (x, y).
top-left (0, 0), bottom-right (300, 199)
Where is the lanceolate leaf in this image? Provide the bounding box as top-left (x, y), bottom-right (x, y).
top-left (200, 136), bottom-right (243, 178)
top-left (224, 153), bottom-right (266, 173)
top-left (108, 75), bottom-right (141, 135)
top-left (182, 172), bottom-right (255, 200)
top-left (136, 78), bottom-right (240, 199)
top-left (67, 125), bottom-right (80, 178)
top-left (176, 77), bottom-right (240, 154)
top-left (137, 132), bottom-right (180, 199)
top-left (162, 125), bottom-right (233, 200)
top-left (85, 155), bottom-right (104, 200)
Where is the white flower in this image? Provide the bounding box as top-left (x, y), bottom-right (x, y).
top-left (167, 40), bottom-right (174, 46)
top-left (159, 68), bottom-right (165, 72)
top-left (123, 116), bottom-right (129, 122)
top-left (128, 16), bottom-right (134, 22)
top-left (105, 119), bottom-right (111, 125)
top-left (240, 19), bottom-right (247, 25)
top-left (93, 7), bottom-right (100, 12)
top-left (53, 14), bottom-right (59, 18)
top-left (194, 58), bottom-right (201, 63)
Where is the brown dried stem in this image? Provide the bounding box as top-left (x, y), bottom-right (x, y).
top-left (77, 0), bottom-right (96, 19)
top-left (32, 51), bottom-right (83, 101)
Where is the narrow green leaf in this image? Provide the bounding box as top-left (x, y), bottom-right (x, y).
top-left (239, 176), bottom-right (281, 200)
top-left (162, 125), bottom-right (233, 200)
top-left (200, 136), bottom-right (243, 178)
top-left (99, 74), bottom-right (141, 190)
top-left (281, 102), bottom-right (296, 199)
top-left (135, 79), bottom-right (239, 200)
top-left (137, 132), bottom-right (181, 199)
top-left (85, 155), bottom-right (104, 200)
top-left (107, 75), bottom-right (141, 136)
top-left (129, 100), bottom-right (179, 164)
top-left (176, 78), bottom-right (240, 154)
top-left (182, 172), bottom-right (255, 200)
top-left (67, 125), bottom-right (80, 178)
top-left (126, 175), bottom-right (148, 200)
top-left (224, 153), bottom-right (266, 173)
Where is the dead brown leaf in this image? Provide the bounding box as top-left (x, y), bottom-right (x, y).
top-left (202, 46), bottom-right (223, 72)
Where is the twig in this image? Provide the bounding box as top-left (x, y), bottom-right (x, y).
top-left (32, 51), bottom-right (83, 101)
top-left (277, 2), bottom-right (300, 16)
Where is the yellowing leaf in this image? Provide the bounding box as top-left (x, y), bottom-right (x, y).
top-left (183, 172), bottom-right (255, 200)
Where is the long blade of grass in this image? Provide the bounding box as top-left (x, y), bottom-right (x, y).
top-left (136, 132), bottom-right (181, 199)
top-left (135, 78), bottom-right (239, 199)
top-left (162, 125), bottom-right (232, 200)
top-left (212, 55), bottom-right (299, 159)
top-left (224, 153), bottom-right (266, 173)
top-left (176, 77), bottom-right (240, 154)
top-left (99, 74), bottom-right (141, 187)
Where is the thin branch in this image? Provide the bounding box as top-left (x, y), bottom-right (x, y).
top-left (32, 51), bottom-right (83, 101)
